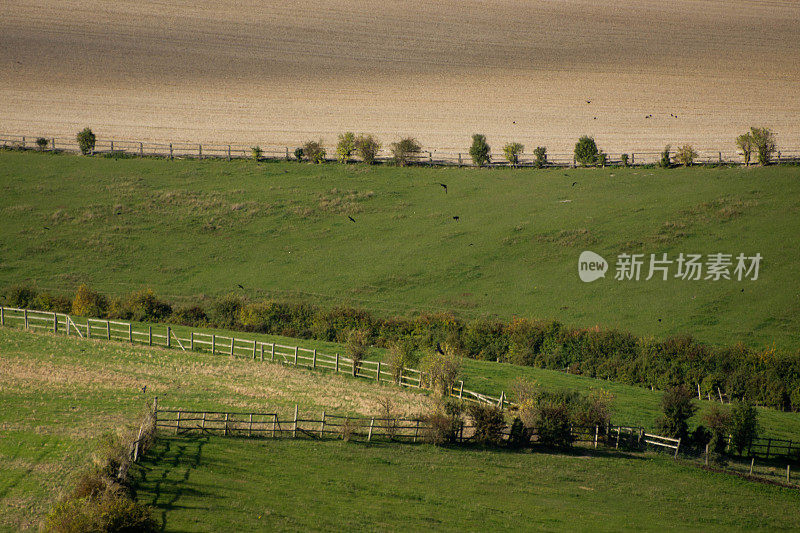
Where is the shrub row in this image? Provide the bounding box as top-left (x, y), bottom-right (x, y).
top-left (5, 283), bottom-right (800, 412)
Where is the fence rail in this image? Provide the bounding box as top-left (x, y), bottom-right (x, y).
top-left (3, 133), bottom-right (799, 168)
top-left (0, 306), bottom-right (510, 409)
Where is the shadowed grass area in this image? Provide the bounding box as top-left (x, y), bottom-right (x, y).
top-left (133, 435), bottom-right (800, 532)
top-left (1, 150), bottom-right (799, 350)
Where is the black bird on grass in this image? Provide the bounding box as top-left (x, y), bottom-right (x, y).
top-left (237, 284), bottom-right (244, 290)
top-left (439, 183), bottom-right (447, 194)
top-left (43, 226), bottom-right (50, 230)
top-left (348, 216), bottom-right (356, 223)
top-left (452, 216), bottom-right (459, 221)
top-left (572, 182), bottom-right (577, 186)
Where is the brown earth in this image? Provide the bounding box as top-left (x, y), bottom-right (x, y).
top-left (1, 0), bottom-right (799, 155)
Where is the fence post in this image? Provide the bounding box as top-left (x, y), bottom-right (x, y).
top-left (249, 414), bottom-right (253, 437)
top-left (22, 136), bottom-right (25, 148)
top-left (140, 142), bottom-right (144, 157)
top-left (227, 145), bottom-right (231, 160)
top-left (167, 326), bottom-right (171, 348)
top-left (212, 334), bottom-right (216, 354)
top-left (294, 346), bottom-right (298, 365)
top-left (705, 443), bottom-right (709, 465)
top-left (1, 306), bottom-right (4, 326)
top-left (110, 140), bottom-right (114, 152)
top-left (788, 465), bottom-right (791, 484)
top-left (190, 332), bottom-right (194, 351)
top-left (270, 343), bottom-right (275, 361)
top-left (616, 428), bottom-right (621, 449)
top-left (148, 325), bottom-right (151, 345)
top-left (175, 411), bottom-right (181, 435)
top-left (335, 353), bottom-right (339, 373)
top-left (631, 152), bottom-right (635, 165)
top-left (230, 337), bottom-right (235, 357)
top-left (52, 138), bottom-right (55, 151)
top-left (499, 391), bottom-right (505, 410)
top-left (368, 417), bottom-right (374, 442)
top-left (272, 414), bottom-right (277, 438)
top-left (253, 340), bottom-right (257, 360)
top-left (320, 411), bottom-right (325, 438)
top-left (459, 380), bottom-right (463, 399)
top-left (749, 457), bottom-right (754, 475)
top-left (594, 425), bottom-right (599, 449)
top-left (169, 143), bottom-right (173, 159)
top-left (376, 361), bottom-right (381, 382)
top-left (260, 343), bottom-right (264, 361)
top-left (86, 318), bottom-right (91, 338)
top-left (128, 323), bottom-right (132, 342)
top-left (106, 320), bottom-right (111, 340)
top-left (312, 348), bottom-right (317, 369)
top-left (458, 153), bottom-right (462, 166)
top-left (293, 405), bottom-right (298, 438)
top-left (53, 312), bottom-right (58, 333)
top-left (198, 144), bottom-right (202, 159)
top-left (718, 151), bottom-right (722, 163)
top-left (224, 413), bottom-right (229, 436)
top-left (285, 147), bottom-right (289, 160)
top-left (674, 438), bottom-right (681, 458)
top-left (414, 420), bottom-right (420, 443)
top-left (24, 309), bottom-right (28, 329)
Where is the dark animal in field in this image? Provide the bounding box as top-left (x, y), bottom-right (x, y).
top-left (237, 284), bottom-right (244, 289)
top-left (452, 216), bottom-right (459, 221)
top-left (348, 216), bottom-right (356, 223)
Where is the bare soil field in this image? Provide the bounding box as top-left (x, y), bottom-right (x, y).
top-left (1, 0), bottom-right (799, 153)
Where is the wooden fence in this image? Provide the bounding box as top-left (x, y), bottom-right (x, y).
top-left (4, 133), bottom-right (799, 168)
top-left (0, 306), bottom-right (511, 408)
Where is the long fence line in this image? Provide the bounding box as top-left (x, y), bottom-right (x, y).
top-left (3, 305), bottom-right (798, 462)
top-left (3, 133), bottom-right (800, 167)
top-left (0, 305), bottom-right (510, 408)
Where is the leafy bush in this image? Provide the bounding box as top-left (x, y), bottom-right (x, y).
top-left (736, 132), bottom-right (754, 165)
top-left (673, 145), bottom-right (698, 166)
top-left (302, 140), bottom-right (326, 163)
top-left (71, 284), bottom-right (108, 317)
top-left (596, 151), bottom-right (608, 167)
top-left (421, 344), bottom-right (462, 396)
top-left (573, 389), bottom-right (613, 430)
top-left (534, 398), bottom-right (574, 448)
top-left (422, 399), bottom-right (463, 445)
top-left (390, 137), bottom-right (421, 166)
top-left (251, 146), bottom-right (263, 160)
top-left (507, 417), bottom-right (529, 448)
top-left (124, 289), bottom-right (172, 322)
top-left (620, 153), bottom-right (629, 166)
top-left (503, 142), bottom-right (524, 166)
top-left (466, 403), bottom-right (505, 445)
top-left (45, 488), bottom-right (158, 533)
top-left (355, 134), bottom-right (381, 164)
top-left (377, 396), bottom-right (399, 440)
top-left (3, 283), bottom-right (38, 308)
top-left (36, 137), bottom-right (49, 151)
top-left (32, 291), bottom-right (72, 313)
top-left (172, 305), bottom-right (207, 327)
top-left (76, 127), bottom-right (96, 155)
top-left (729, 400), bottom-right (759, 454)
top-left (347, 328), bottom-right (369, 376)
top-left (655, 385), bottom-right (696, 441)
top-left (293, 147), bottom-right (304, 161)
top-left (659, 145), bottom-right (672, 168)
top-left (336, 132), bottom-right (356, 163)
top-left (533, 146), bottom-right (547, 168)
top-left (386, 339), bottom-right (418, 383)
top-left (574, 136), bottom-right (598, 166)
top-left (211, 293), bottom-right (244, 328)
top-left (749, 127), bottom-right (776, 165)
top-left (703, 404), bottom-right (731, 458)
top-left (469, 134), bottom-right (491, 166)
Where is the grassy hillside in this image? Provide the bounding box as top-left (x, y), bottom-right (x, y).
top-left (1, 151), bottom-right (799, 350)
top-left (134, 436), bottom-right (800, 532)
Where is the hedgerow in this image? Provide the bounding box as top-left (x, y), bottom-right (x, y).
top-left (6, 283), bottom-right (800, 412)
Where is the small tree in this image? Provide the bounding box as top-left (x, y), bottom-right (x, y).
top-left (736, 132), bottom-right (754, 166)
top-left (355, 134), bottom-right (381, 164)
top-left (749, 127), bottom-right (776, 166)
top-left (251, 146), bottom-right (263, 160)
top-left (293, 147), bottom-right (304, 161)
top-left (574, 136), bottom-right (599, 166)
top-left (71, 284), bottom-right (108, 317)
top-left (535, 400), bottom-right (574, 448)
top-left (469, 134), bottom-right (491, 167)
top-left (421, 344), bottom-right (462, 396)
top-left (729, 400), bottom-right (759, 455)
top-left (386, 339), bottom-right (417, 384)
top-left (346, 329), bottom-right (369, 377)
top-left (596, 151), bottom-right (608, 167)
top-left (503, 142), bottom-right (524, 166)
top-left (77, 127), bottom-right (96, 155)
top-left (655, 385), bottom-right (697, 441)
top-left (467, 403), bottom-right (506, 446)
top-left (620, 153), bottom-right (629, 166)
top-left (703, 404), bottom-right (731, 460)
top-left (302, 140), bottom-right (326, 163)
top-left (673, 144), bottom-right (698, 167)
top-left (659, 145), bottom-right (672, 168)
top-left (36, 137), bottom-right (49, 151)
top-left (390, 137), bottom-right (422, 166)
top-left (336, 132), bottom-right (356, 163)
top-left (533, 146), bottom-right (547, 168)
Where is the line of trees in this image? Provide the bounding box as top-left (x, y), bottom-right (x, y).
top-left (5, 283), bottom-right (800, 413)
top-left (57, 127), bottom-right (782, 167)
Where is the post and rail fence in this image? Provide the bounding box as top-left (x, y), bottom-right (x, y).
top-left (3, 133), bottom-right (799, 168)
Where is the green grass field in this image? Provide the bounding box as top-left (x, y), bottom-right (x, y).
top-left (132, 436), bottom-right (800, 532)
top-left (2, 151), bottom-right (799, 350)
top-left (2, 326), bottom-right (799, 530)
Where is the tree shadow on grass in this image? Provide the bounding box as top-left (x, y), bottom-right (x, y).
top-left (131, 435), bottom-right (214, 532)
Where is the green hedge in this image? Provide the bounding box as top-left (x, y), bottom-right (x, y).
top-left (5, 284), bottom-right (799, 412)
